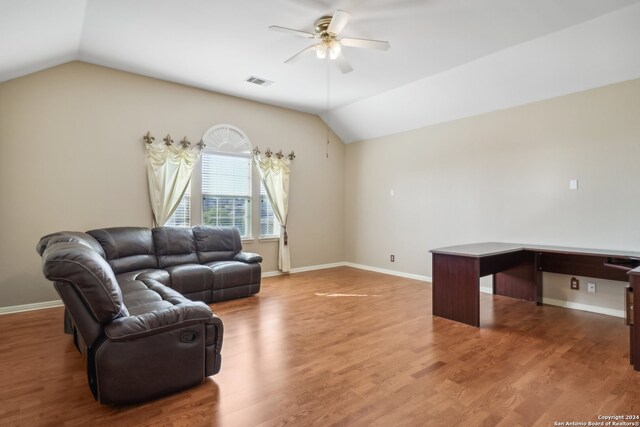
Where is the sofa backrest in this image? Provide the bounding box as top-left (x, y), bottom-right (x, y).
top-left (37, 231), bottom-right (106, 258)
top-left (152, 227), bottom-right (199, 268)
top-left (193, 225), bottom-right (242, 263)
top-left (87, 227), bottom-right (157, 274)
top-left (42, 241), bottom-right (128, 324)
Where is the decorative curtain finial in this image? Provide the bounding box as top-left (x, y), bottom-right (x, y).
top-left (253, 146), bottom-right (295, 161)
top-left (143, 131), bottom-right (155, 144)
top-left (179, 137), bottom-right (191, 149)
top-left (163, 134), bottom-right (174, 146)
top-left (197, 139), bottom-right (206, 150)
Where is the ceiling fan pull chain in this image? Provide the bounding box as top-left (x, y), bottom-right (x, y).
top-left (326, 58), bottom-right (330, 159)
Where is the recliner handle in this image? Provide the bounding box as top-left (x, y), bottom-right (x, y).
top-left (180, 331), bottom-right (197, 343)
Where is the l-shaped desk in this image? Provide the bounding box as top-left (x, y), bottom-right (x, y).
top-left (430, 242), bottom-right (640, 370)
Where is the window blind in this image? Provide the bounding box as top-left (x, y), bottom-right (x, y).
top-left (260, 181), bottom-right (279, 236)
top-left (202, 152), bottom-right (251, 237)
top-left (202, 153), bottom-right (251, 196)
top-left (164, 185), bottom-right (190, 227)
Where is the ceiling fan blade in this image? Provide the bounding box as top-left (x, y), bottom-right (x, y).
top-left (334, 52), bottom-right (353, 74)
top-left (284, 44), bottom-right (320, 63)
top-left (340, 37), bottom-right (390, 51)
top-left (328, 10), bottom-right (351, 35)
top-left (269, 25), bottom-right (316, 39)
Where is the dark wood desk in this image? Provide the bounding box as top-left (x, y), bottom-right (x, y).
top-left (430, 243), bottom-right (640, 369)
top-left (629, 267), bottom-right (640, 370)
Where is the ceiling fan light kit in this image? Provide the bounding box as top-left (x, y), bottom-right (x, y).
top-left (270, 10), bottom-right (390, 73)
top-left (316, 44), bottom-right (326, 59)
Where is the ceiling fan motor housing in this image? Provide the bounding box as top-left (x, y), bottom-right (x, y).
top-left (315, 16), bottom-right (333, 36)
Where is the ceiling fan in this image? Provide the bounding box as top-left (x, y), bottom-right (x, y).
top-left (269, 10), bottom-right (390, 73)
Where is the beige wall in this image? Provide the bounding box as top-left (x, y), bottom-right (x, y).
top-left (2, 60), bottom-right (638, 314)
top-left (0, 61), bottom-right (345, 308)
top-left (345, 78), bottom-right (640, 313)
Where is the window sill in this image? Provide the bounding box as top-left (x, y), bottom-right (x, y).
top-left (241, 237), bottom-right (279, 244)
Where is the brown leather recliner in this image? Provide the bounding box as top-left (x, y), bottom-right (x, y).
top-left (37, 226), bottom-right (263, 404)
top-left (37, 225), bottom-right (265, 405)
top-left (38, 232), bottom-right (224, 404)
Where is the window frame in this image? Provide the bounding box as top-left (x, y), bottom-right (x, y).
top-left (164, 124), bottom-right (279, 241)
top-left (200, 149), bottom-right (253, 238)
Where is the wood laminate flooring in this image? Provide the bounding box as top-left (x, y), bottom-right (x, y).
top-left (1, 267), bottom-right (640, 426)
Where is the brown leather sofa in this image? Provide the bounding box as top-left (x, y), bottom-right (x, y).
top-left (36, 226), bottom-right (262, 404)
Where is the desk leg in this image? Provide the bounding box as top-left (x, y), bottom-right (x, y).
top-left (631, 274), bottom-right (640, 371)
top-left (494, 251), bottom-right (541, 304)
top-left (432, 253), bottom-right (480, 327)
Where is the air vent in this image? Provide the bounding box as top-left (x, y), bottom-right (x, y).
top-left (245, 76), bottom-right (274, 87)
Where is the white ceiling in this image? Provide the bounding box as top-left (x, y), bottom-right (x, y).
top-left (1, 0), bottom-right (640, 143)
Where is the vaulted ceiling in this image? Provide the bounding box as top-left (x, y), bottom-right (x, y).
top-left (2, 0), bottom-right (640, 143)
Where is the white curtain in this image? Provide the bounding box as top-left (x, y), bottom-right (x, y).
top-left (145, 137), bottom-right (202, 226)
top-left (253, 152), bottom-right (291, 272)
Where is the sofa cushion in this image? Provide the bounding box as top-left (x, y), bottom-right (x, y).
top-left (193, 226), bottom-right (242, 264)
top-left (115, 269), bottom-right (171, 286)
top-left (164, 264), bottom-right (213, 296)
top-left (42, 241), bottom-right (128, 323)
top-left (207, 261), bottom-right (261, 290)
top-left (120, 279), bottom-right (180, 316)
top-left (152, 227), bottom-right (199, 268)
top-left (87, 227), bottom-right (157, 274)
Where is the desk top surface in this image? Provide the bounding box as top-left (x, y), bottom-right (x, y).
top-left (430, 242), bottom-right (640, 259)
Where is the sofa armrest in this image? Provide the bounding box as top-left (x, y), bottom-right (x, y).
top-left (234, 251), bottom-right (263, 263)
top-left (104, 302), bottom-right (220, 341)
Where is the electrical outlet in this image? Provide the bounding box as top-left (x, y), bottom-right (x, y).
top-left (570, 277), bottom-right (579, 290)
top-left (588, 282), bottom-right (596, 293)
top-left (569, 179), bottom-right (578, 190)
top-left (390, 255), bottom-right (395, 262)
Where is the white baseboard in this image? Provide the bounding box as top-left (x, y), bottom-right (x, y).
top-left (263, 262), bottom-right (348, 277)
top-left (262, 270), bottom-right (284, 278)
top-left (480, 286), bottom-right (493, 294)
top-left (0, 300), bottom-right (64, 315)
top-left (480, 285), bottom-right (623, 318)
top-left (542, 297), bottom-right (625, 319)
top-left (290, 262), bottom-right (347, 274)
top-left (263, 262), bottom-right (432, 283)
top-left (343, 262), bottom-right (432, 282)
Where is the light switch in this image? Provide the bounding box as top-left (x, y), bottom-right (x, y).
top-left (390, 189), bottom-right (395, 197)
top-left (569, 179), bottom-right (578, 190)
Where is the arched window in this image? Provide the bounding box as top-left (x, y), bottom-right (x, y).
top-left (165, 125), bottom-right (277, 237)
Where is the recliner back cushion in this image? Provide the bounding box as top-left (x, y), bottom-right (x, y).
top-left (87, 227), bottom-right (157, 274)
top-left (152, 227), bottom-right (199, 268)
top-left (42, 242), bottom-right (128, 323)
top-left (37, 231), bottom-right (106, 258)
top-left (193, 226), bottom-right (242, 263)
